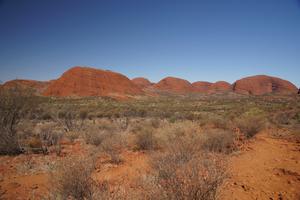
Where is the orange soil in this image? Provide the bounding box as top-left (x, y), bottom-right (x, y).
top-left (220, 131), bottom-right (300, 200)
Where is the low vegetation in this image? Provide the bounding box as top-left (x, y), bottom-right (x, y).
top-left (50, 156), bottom-right (102, 200)
top-left (0, 92), bottom-right (299, 199)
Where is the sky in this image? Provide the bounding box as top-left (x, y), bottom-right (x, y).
top-left (0, 0), bottom-right (299, 86)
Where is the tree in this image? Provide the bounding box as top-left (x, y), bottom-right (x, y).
top-left (0, 87), bottom-right (35, 154)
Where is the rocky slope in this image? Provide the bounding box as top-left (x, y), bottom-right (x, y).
top-left (192, 81), bottom-right (232, 93)
top-left (43, 66), bottom-right (143, 97)
top-left (233, 75), bottom-right (298, 95)
top-left (152, 77), bottom-right (195, 94)
top-left (131, 77), bottom-right (152, 89)
top-left (209, 81), bottom-right (232, 93)
top-left (192, 81), bottom-right (212, 93)
top-left (1, 79), bottom-right (50, 94)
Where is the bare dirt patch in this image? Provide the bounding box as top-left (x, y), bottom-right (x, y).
top-left (220, 131), bottom-right (300, 200)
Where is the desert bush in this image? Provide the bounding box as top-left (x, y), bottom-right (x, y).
top-left (65, 131), bottom-right (80, 142)
top-left (235, 115), bottom-right (266, 138)
top-left (50, 156), bottom-right (101, 200)
top-left (199, 114), bottom-right (230, 130)
top-left (119, 117), bottom-right (130, 130)
top-left (38, 124), bottom-right (62, 146)
top-left (134, 127), bottom-right (157, 151)
top-left (27, 137), bottom-right (46, 154)
top-left (156, 121), bottom-right (202, 155)
top-left (0, 88), bottom-right (37, 155)
top-left (152, 151), bottom-right (226, 200)
top-left (100, 134), bottom-right (125, 164)
top-left (56, 110), bottom-right (82, 132)
top-left (168, 115), bottom-right (178, 123)
top-left (150, 118), bottom-right (161, 128)
top-left (41, 112), bottom-right (52, 120)
top-left (79, 109), bottom-right (88, 128)
top-left (84, 127), bottom-right (108, 146)
top-left (98, 119), bottom-right (118, 132)
top-left (166, 133), bottom-right (203, 163)
top-left (145, 120), bottom-right (228, 199)
top-left (201, 129), bottom-right (235, 154)
top-left (272, 110), bottom-right (299, 126)
top-left (79, 110), bottom-right (88, 120)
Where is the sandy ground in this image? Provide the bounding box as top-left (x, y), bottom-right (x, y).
top-left (220, 131), bottom-right (300, 200)
top-left (0, 131), bottom-right (299, 200)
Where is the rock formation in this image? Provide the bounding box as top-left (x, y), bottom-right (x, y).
top-left (132, 77), bottom-right (152, 89)
top-left (192, 81), bottom-right (212, 93)
top-left (43, 66), bottom-right (143, 97)
top-left (1, 79), bottom-right (49, 95)
top-left (209, 81), bottom-right (232, 93)
top-left (152, 77), bottom-right (195, 94)
top-left (233, 75), bottom-right (298, 95)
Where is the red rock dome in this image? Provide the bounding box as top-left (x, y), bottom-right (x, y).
top-left (43, 66), bottom-right (143, 97)
top-left (192, 81), bottom-right (212, 93)
top-left (153, 77), bottom-right (194, 94)
top-left (132, 77), bottom-right (152, 89)
top-left (233, 75), bottom-right (298, 95)
top-left (1, 79), bottom-right (49, 95)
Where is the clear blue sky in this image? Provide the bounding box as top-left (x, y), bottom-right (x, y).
top-left (0, 0), bottom-right (299, 86)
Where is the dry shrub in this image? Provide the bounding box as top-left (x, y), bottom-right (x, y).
top-left (145, 121), bottom-right (227, 200)
top-left (156, 121), bottom-right (202, 153)
top-left (0, 88), bottom-right (36, 155)
top-left (151, 148), bottom-right (226, 200)
top-left (41, 112), bottom-right (52, 120)
top-left (100, 134), bottom-right (125, 164)
top-left (38, 123), bottom-right (63, 146)
top-left (272, 110), bottom-right (299, 126)
top-left (65, 131), bottom-right (80, 142)
top-left (98, 119), bottom-right (118, 132)
top-left (134, 127), bottom-right (158, 151)
top-left (55, 109), bottom-right (86, 132)
top-left (235, 115), bottom-right (266, 138)
top-left (26, 137), bottom-right (45, 153)
top-left (24, 123), bottom-right (64, 155)
top-left (84, 128), bottom-right (107, 146)
top-left (50, 156), bottom-right (106, 200)
top-left (84, 120), bottom-right (119, 147)
top-left (28, 137), bottom-right (43, 149)
top-left (201, 129), bottom-right (235, 154)
top-left (113, 117), bottom-right (129, 131)
top-left (200, 115), bottom-right (229, 130)
top-left (150, 118), bottom-right (160, 128)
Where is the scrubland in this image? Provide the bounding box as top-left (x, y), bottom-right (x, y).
top-left (0, 90), bottom-right (299, 199)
